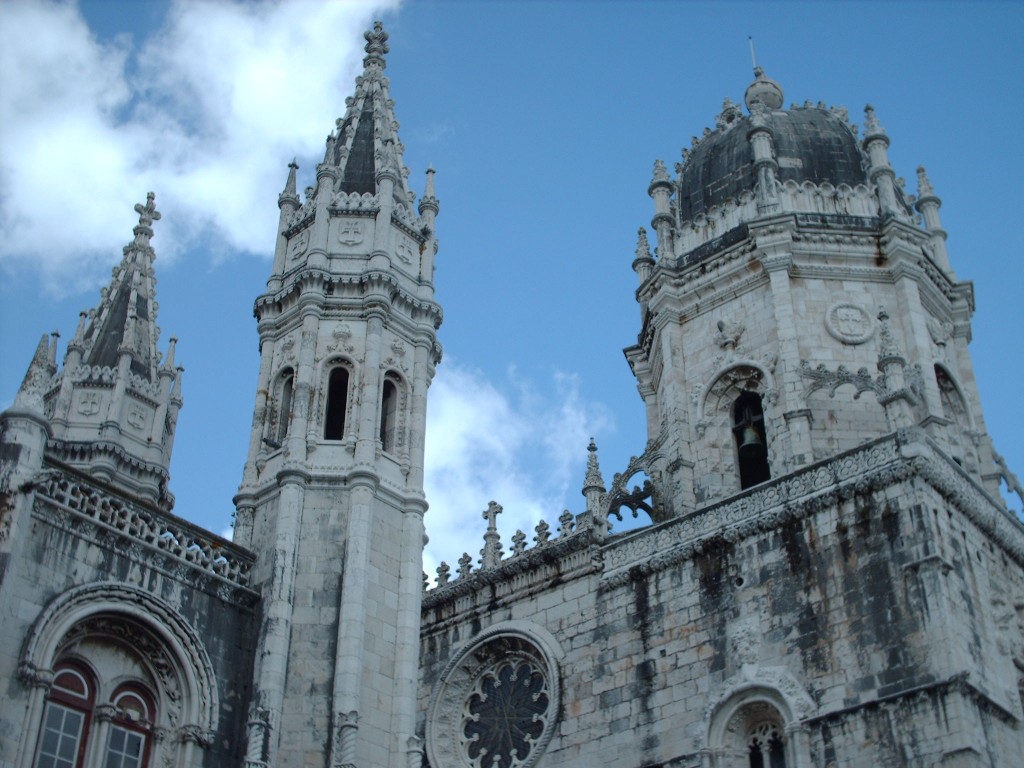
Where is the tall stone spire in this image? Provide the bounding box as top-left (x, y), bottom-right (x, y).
top-left (42, 193), bottom-right (182, 510)
top-left (236, 22), bottom-right (443, 768)
top-left (326, 20), bottom-right (412, 204)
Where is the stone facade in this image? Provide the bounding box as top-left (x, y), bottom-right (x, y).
top-left (1, 23), bottom-right (1022, 768)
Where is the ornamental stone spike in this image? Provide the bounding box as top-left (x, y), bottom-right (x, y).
top-left (12, 335), bottom-right (52, 415)
top-left (582, 437), bottom-right (606, 515)
top-left (876, 307), bottom-right (915, 429)
top-left (862, 105), bottom-right (899, 216)
top-left (649, 160), bottom-right (674, 260)
top-left (915, 165), bottom-right (951, 273)
top-left (633, 227), bottom-right (655, 285)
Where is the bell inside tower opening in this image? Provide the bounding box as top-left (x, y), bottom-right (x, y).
top-left (733, 392), bottom-right (769, 489)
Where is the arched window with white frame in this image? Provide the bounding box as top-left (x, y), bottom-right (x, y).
top-left (20, 584), bottom-right (219, 768)
top-left (33, 662), bottom-right (94, 768)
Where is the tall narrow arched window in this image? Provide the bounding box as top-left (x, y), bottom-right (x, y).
top-left (380, 376), bottom-right (399, 452)
top-left (277, 369), bottom-right (294, 443)
top-left (733, 392), bottom-right (770, 489)
top-left (324, 366), bottom-right (350, 440)
top-left (34, 663), bottom-right (94, 768)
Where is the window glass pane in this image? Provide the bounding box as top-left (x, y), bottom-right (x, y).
top-left (34, 703), bottom-right (83, 768)
top-left (105, 726), bottom-right (144, 768)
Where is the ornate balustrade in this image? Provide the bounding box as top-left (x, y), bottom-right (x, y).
top-left (33, 465), bottom-right (256, 591)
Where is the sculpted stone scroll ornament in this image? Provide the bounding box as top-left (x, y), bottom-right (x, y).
top-left (716, 318), bottom-right (745, 350)
top-left (825, 301), bottom-right (874, 344)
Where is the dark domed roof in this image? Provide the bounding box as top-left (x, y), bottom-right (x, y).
top-left (677, 103), bottom-right (867, 224)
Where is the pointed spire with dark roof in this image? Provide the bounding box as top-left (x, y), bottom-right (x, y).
top-left (328, 21), bottom-right (412, 205)
top-left (80, 193), bottom-right (164, 381)
top-left (40, 193), bottom-right (182, 509)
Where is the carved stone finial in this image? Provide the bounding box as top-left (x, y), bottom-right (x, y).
top-left (363, 21), bottom-right (389, 69)
top-left (480, 501), bottom-right (504, 568)
top-left (134, 192), bottom-right (161, 227)
top-left (511, 530), bottom-right (527, 555)
top-left (132, 192), bottom-right (161, 246)
top-left (635, 228), bottom-right (652, 261)
top-left (744, 66), bottom-right (784, 112)
top-left (534, 520), bottom-right (551, 546)
top-left (916, 165), bottom-right (934, 198)
top-left (651, 159), bottom-right (669, 185)
top-left (558, 509), bottom-right (575, 537)
top-left (435, 561), bottom-right (450, 585)
top-left (863, 104), bottom-right (885, 136)
top-left (457, 552), bottom-right (473, 579)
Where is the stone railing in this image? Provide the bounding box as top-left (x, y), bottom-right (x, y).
top-left (34, 467), bottom-right (255, 589)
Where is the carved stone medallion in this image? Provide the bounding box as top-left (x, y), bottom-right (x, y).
top-left (338, 219), bottom-right (365, 246)
top-left (825, 302), bottom-right (874, 344)
top-left (287, 230), bottom-right (309, 261)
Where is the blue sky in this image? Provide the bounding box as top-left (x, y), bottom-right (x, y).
top-left (1, 1), bottom-right (1022, 574)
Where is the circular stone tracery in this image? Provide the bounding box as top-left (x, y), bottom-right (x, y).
top-left (462, 658), bottom-right (549, 767)
top-left (427, 630), bottom-right (560, 768)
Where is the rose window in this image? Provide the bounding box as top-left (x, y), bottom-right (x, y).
top-left (427, 628), bottom-right (560, 768)
top-left (461, 659), bottom-right (550, 767)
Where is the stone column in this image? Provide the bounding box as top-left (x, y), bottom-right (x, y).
top-left (392, 505), bottom-right (426, 768)
top-left (762, 248), bottom-right (813, 469)
top-left (328, 479), bottom-right (375, 767)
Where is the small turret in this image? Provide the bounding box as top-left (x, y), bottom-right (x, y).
top-left (915, 165), bottom-right (951, 273)
top-left (862, 105), bottom-right (900, 217)
top-left (39, 193), bottom-right (181, 509)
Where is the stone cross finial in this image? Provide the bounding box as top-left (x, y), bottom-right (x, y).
top-left (457, 553), bottom-right (473, 579)
top-left (558, 509), bottom-right (575, 537)
top-left (511, 530), bottom-right (527, 555)
top-left (135, 192), bottom-right (161, 227)
top-left (480, 501), bottom-right (504, 568)
top-left (435, 561), bottom-right (450, 585)
top-left (363, 21), bottom-right (389, 67)
top-left (534, 520), bottom-right (551, 546)
top-left (132, 192), bottom-right (161, 246)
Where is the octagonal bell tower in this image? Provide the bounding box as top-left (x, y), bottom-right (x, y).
top-left (232, 23), bottom-right (442, 768)
top-left (626, 68), bottom-right (1004, 517)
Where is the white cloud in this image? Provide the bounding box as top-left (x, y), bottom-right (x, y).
top-left (0, 0), bottom-right (400, 295)
top-left (423, 360), bottom-right (612, 581)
